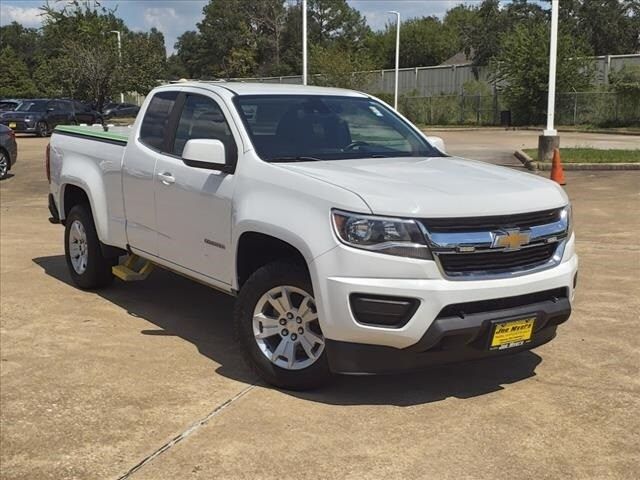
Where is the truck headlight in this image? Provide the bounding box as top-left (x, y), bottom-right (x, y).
top-left (332, 210), bottom-right (432, 259)
top-left (561, 204), bottom-right (573, 237)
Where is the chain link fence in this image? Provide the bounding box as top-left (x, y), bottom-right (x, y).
top-left (391, 91), bottom-right (639, 127)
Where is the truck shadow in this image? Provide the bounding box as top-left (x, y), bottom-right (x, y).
top-left (33, 255), bottom-right (542, 407)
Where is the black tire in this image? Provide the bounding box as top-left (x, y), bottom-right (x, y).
top-left (234, 260), bottom-right (332, 390)
top-left (36, 121), bottom-right (49, 137)
top-left (0, 149), bottom-right (8, 179)
top-left (64, 204), bottom-right (116, 290)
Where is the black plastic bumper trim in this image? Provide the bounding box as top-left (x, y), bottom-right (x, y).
top-left (326, 297), bottom-right (571, 374)
top-left (48, 193), bottom-right (60, 224)
top-left (349, 293), bottom-right (419, 328)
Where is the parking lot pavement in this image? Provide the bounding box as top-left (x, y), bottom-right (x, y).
top-left (432, 129), bottom-right (640, 166)
top-left (1, 135), bottom-right (639, 480)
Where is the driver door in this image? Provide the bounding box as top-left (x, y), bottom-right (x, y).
top-left (154, 92), bottom-right (238, 285)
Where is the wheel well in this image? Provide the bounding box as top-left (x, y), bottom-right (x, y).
top-left (63, 184), bottom-right (90, 218)
top-left (236, 232), bottom-right (307, 287)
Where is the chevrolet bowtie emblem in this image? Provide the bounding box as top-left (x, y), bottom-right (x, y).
top-left (492, 229), bottom-right (531, 250)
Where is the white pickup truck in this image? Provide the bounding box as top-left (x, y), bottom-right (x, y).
top-left (47, 82), bottom-right (577, 389)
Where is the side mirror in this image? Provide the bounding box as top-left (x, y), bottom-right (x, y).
top-left (426, 136), bottom-right (446, 153)
top-left (182, 139), bottom-right (227, 170)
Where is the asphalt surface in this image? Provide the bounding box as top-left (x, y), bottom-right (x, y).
top-left (1, 133), bottom-right (639, 480)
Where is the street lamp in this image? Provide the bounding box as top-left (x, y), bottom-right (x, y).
top-left (302, 0), bottom-right (308, 85)
top-left (387, 11), bottom-right (400, 110)
top-left (539, 0), bottom-right (559, 161)
top-left (109, 30), bottom-right (124, 104)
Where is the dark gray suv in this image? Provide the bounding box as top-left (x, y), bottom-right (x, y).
top-left (0, 124), bottom-right (18, 179)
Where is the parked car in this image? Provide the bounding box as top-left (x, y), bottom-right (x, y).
top-left (0, 124), bottom-right (18, 179)
top-left (102, 102), bottom-right (140, 119)
top-left (47, 82), bottom-right (577, 390)
top-left (0, 99), bottom-right (22, 112)
top-left (71, 101), bottom-right (103, 125)
top-left (0, 99), bottom-right (103, 137)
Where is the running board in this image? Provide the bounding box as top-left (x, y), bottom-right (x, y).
top-left (112, 254), bottom-right (154, 281)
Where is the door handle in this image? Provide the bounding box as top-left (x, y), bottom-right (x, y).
top-left (158, 172), bottom-right (175, 185)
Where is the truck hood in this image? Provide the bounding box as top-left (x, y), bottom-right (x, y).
top-left (280, 156), bottom-right (568, 217)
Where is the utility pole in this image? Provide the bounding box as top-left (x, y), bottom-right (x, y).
top-left (538, 0), bottom-right (559, 161)
top-left (110, 30), bottom-right (124, 104)
top-left (302, 0), bottom-right (308, 85)
top-left (387, 11), bottom-right (400, 110)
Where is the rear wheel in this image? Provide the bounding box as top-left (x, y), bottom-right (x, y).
top-left (235, 260), bottom-right (331, 390)
top-left (64, 204), bottom-right (115, 289)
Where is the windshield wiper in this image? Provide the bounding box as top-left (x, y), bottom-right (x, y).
top-left (269, 156), bottom-right (324, 163)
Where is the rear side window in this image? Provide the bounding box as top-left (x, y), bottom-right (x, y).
top-left (172, 94), bottom-right (236, 163)
top-left (140, 91), bottom-right (178, 151)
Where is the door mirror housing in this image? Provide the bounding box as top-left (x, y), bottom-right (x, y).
top-left (182, 139), bottom-right (229, 171)
top-left (426, 136), bottom-right (446, 153)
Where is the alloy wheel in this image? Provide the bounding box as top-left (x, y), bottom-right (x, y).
top-left (68, 219), bottom-right (89, 274)
top-left (0, 152), bottom-right (8, 178)
top-left (252, 285), bottom-right (325, 370)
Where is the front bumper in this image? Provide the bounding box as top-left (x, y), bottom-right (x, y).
top-left (0, 121), bottom-right (37, 133)
top-left (311, 235), bottom-right (578, 373)
top-left (326, 294), bottom-right (570, 374)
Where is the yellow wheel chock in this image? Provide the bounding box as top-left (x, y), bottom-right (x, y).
top-left (112, 254), bottom-right (154, 282)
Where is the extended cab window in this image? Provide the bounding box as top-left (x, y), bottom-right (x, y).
top-left (173, 94), bottom-right (236, 163)
top-left (140, 91), bottom-right (178, 151)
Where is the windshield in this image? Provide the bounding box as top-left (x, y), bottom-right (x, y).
top-left (234, 95), bottom-right (443, 162)
top-left (16, 100), bottom-right (49, 112)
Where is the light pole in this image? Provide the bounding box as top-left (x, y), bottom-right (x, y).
top-left (109, 30), bottom-right (124, 104)
top-left (387, 11), bottom-right (400, 110)
top-left (538, 0), bottom-right (559, 161)
top-left (302, 0), bottom-right (308, 85)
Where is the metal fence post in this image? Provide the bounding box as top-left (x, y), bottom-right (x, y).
top-left (573, 92), bottom-right (578, 125)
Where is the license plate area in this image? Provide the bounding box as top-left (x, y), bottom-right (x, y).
top-left (8, 122), bottom-right (16, 129)
top-left (489, 316), bottom-right (536, 351)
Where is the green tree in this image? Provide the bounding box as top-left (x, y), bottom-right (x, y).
top-left (174, 31), bottom-right (207, 78)
top-left (39, 0), bottom-right (165, 109)
top-left (309, 44), bottom-right (374, 89)
top-left (491, 21), bottom-right (593, 125)
top-left (0, 22), bottom-right (43, 75)
top-left (0, 47), bottom-right (38, 98)
top-left (557, 0), bottom-right (640, 55)
top-left (197, 0), bottom-right (258, 77)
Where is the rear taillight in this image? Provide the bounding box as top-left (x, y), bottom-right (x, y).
top-left (45, 143), bottom-right (51, 183)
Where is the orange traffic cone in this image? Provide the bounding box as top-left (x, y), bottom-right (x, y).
top-left (550, 148), bottom-right (566, 185)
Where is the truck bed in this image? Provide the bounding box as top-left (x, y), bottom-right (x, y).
top-left (54, 125), bottom-right (130, 145)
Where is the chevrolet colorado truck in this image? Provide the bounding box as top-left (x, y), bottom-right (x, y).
top-left (47, 82), bottom-right (577, 389)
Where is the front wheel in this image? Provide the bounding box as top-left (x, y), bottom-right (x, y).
top-left (0, 150), bottom-right (8, 179)
top-left (64, 204), bottom-right (116, 289)
top-left (234, 260), bottom-right (331, 390)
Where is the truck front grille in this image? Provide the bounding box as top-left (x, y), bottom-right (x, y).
top-left (423, 208), bottom-right (562, 232)
top-left (420, 207), bottom-right (569, 280)
top-left (437, 243), bottom-right (558, 276)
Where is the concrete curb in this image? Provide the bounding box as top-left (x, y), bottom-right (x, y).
top-left (512, 150), bottom-right (640, 171)
top-left (534, 162), bottom-right (640, 171)
top-left (514, 150), bottom-right (536, 170)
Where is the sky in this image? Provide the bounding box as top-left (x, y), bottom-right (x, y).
top-left (0, 0), bottom-right (496, 55)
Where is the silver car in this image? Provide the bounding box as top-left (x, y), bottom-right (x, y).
top-left (0, 124), bottom-right (18, 179)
